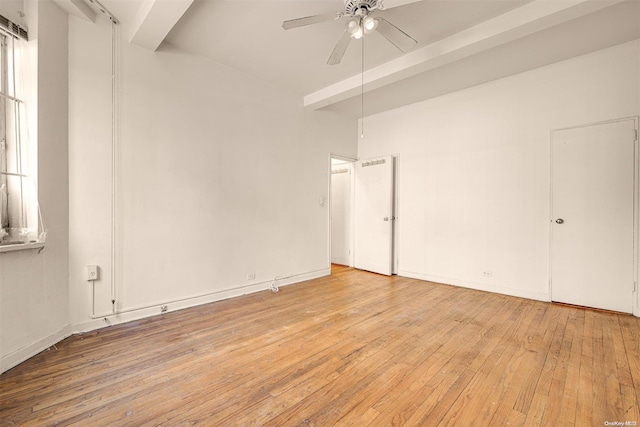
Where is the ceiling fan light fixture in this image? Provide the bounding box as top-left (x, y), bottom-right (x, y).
top-left (347, 19), bottom-right (364, 39)
top-left (363, 15), bottom-right (377, 32)
top-left (284, 0), bottom-right (418, 65)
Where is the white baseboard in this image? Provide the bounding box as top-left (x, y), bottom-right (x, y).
top-left (1, 268), bottom-right (331, 374)
top-left (398, 270), bottom-right (550, 302)
top-left (72, 267), bottom-right (331, 334)
top-left (7, 267), bottom-right (563, 373)
top-left (1, 325), bottom-right (73, 374)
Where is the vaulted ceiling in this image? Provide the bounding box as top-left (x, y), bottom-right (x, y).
top-left (59, 0), bottom-right (640, 117)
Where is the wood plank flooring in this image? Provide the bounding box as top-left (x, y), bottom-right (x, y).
top-left (1, 265), bottom-right (639, 426)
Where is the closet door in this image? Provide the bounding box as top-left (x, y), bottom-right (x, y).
top-left (551, 120), bottom-right (636, 313)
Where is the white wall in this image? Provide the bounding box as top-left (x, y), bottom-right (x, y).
top-left (0, 0), bottom-right (70, 372)
top-left (358, 40), bottom-right (640, 307)
top-left (68, 17), bottom-right (356, 330)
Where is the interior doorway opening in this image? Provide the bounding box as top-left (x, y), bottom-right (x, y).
top-left (328, 153), bottom-right (399, 276)
top-left (329, 155), bottom-right (356, 268)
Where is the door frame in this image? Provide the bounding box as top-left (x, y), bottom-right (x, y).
top-left (328, 154), bottom-right (357, 268)
top-left (327, 153), bottom-right (399, 274)
top-left (549, 116), bottom-right (639, 317)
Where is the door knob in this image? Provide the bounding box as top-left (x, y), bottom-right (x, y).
top-left (555, 218), bottom-right (564, 224)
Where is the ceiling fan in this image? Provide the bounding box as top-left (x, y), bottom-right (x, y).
top-left (282, 0), bottom-right (418, 65)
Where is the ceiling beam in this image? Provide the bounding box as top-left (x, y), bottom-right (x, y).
top-left (129, 0), bottom-right (195, 51)
top-left (51, 0), bottom-right (96, 22)
top-left (380, 0), bottom-right (424, 10)
top-left (304, 0), bottom-right (625, 110)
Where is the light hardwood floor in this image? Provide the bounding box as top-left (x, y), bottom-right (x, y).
top-left (1, 265), bottom-right (639, 426)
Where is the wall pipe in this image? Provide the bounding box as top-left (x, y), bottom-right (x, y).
top-left (89, 6), bottom-right (119, 319)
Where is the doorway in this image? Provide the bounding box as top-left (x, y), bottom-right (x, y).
top-left (330, 156), bottom-right (354, 267)
top-left (550, 118), bottom-right (638, 313)
top-left (329, 154), bottom-right (398, 276)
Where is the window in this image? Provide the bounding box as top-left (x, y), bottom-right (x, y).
top-left (0, 33), bottom-right (6, 236)
top-left (0, 22), bottom-right (40, 247)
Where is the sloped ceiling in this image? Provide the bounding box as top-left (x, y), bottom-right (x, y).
top-left (67, 0), bottom-right (640, 118)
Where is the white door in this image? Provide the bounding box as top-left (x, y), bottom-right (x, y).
top-left (331, 163), bottom-right (352, 266)
top-left (551, 119), bottom-right (636, 313)
top-left (354, 155), bottom-right (394, 275)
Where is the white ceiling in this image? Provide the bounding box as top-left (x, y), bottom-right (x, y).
top-left (81, 0), bottom-right (640, 117)
top-left (326, 0), bottom-right (640, 117)
top-left (164, 0), bottom-right (533, 95)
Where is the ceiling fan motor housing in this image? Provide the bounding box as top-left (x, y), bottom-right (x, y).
top-left (344, 0), bottom-right (379, 15)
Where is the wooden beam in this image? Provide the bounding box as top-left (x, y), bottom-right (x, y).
top-left (304, 0), bottom-right (625, 110)
top-left (129, 0), bottom-right (194, 51)
top-left (50, 0), bottom-right (96, 22)
top-left (380, 0), bottom-right (424, 10)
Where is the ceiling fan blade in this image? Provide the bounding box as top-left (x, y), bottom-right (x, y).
top-left (282, 12), bottom-right (342, 30)
top-left (327, 30), bottom-right (352, 65)
top-left (375, 18), bottom-right (418, 52)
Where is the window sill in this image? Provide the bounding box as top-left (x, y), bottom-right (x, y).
top-left (0, 242), bottom-right (45, 253)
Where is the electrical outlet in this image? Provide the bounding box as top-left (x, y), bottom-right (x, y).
top-left (247, 272), bottom-right (256, 281)
top-left (482, 271), bottom-right (493, 278)
top-left (86, 265), bottom-right (99, 281)
top-left (160, 305), bottom-right (168, 313)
